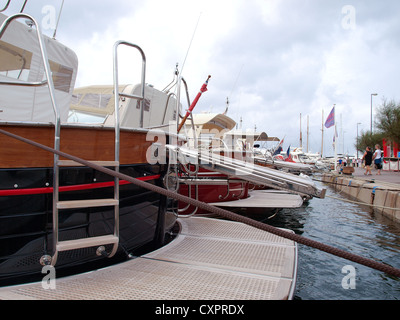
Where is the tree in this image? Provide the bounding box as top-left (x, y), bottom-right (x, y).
top-left (355, 131), bottom-right (385, 153)
top-left (375, 98), bottom-right (400, 145)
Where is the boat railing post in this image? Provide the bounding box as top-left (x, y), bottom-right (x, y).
top-left (112, 40), bottom-right (146, 249)
top-left (0, 13), bottom-right (61, 265)
top-left (0, 0), bottom-right (11, 12)
top-left (162, 92), bottom-right (177, 126)
top-left (113, 40), bottom-right (146, 129)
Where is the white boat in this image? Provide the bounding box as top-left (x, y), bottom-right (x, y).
top-left (177, 111), bottom-right (326, 209)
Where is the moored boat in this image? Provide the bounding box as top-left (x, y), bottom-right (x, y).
top-left (0, 10), bottom-right (178, 286)
top-left (177, 112), bottom-right (252, 215)
top-left (176, 110), bottom-right (325, 214)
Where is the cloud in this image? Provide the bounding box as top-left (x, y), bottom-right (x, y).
top-left (4, 0), bottom-right (400, 156)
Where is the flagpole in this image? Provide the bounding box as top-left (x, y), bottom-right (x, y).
top-left (334, 104), bottom-right (337, 171)
top-left (321, 109), bottom-right (324, 157)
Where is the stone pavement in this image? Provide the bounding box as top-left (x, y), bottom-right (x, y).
top-left (347, 166), bottom-right (400, 185)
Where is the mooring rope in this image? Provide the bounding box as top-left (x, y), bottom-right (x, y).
top-left (1, 128), bottom-right (399, 278)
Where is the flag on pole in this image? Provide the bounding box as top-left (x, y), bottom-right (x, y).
top-left (325, 106), bottom-right (335, 129)
top-left (272, 136), bottom-right (285, 155)
top-left (273, 146), bottom-right (282, 156)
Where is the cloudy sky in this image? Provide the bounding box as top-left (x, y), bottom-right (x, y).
top-left (4, 0), bottom-right (400, 156)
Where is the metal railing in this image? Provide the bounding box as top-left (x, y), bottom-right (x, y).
top-left (0, 15), bottom-right (149, 266)
top-left (0, 13), bottom-right (62, 265)
top-left (0, 0), bottom-right (28, 13)
top-left (113, 40), bottom-right (146, 129)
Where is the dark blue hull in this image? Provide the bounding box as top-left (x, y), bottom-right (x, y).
top-left (0, 164), bottom-right (177, 287)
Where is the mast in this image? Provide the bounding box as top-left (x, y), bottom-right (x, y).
top-left (334, 104), bottom-right (337, 171)
top-left (307, 115), bottom-right (309, 153)
top-left (321, 109), bottom-right (324, 157)
top-left (52, 0), bottom-right (65, 39)
top-left (300, 113), bottom-right (303, 149)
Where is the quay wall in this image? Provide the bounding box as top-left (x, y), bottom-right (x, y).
top-left (321, 173), bottom-right (400, 224)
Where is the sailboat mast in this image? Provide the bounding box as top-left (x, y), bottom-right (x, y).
top-left (321, 109), bottom-right (324, 157)
top-left (300, 113), bottom-right (303, 149)
top-left (334, 104), bottom-right (337, 171)
top-left (307, 115), bottom-right (309, 153)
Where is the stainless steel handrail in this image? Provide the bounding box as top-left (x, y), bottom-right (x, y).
top-left (0, 13), bottom-right (61, 265)
top-left (0, 80), bottom-right (48, 86)
top-left (0, 0), bottom-right (28, 13)
top-left (112, 40), bottom-right (147, 254)
top-left (0, 0), bottom-right (10, 13)
top-left (113, 40), bottom-right (146, 129)
top-left (162, 92), bottom-right (176, 125)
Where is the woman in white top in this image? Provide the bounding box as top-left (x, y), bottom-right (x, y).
top-left (373, 144), bottom-right (383, 175)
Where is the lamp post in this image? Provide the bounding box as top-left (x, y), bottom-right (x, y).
top-left (371, 93), bottom-right (378, 132)
top-left (357, 122), bottom-right (361, 162)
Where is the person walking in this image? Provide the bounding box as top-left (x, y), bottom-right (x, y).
top-left (373, 144), bottom-right (383, 175)
top-left (362, 147), bottom-right (373, 175)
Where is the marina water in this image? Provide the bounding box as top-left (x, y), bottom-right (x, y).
top-left (265, 176), bottom-right (400, 300)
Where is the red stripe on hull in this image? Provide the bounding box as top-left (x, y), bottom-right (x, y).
top-left (0, 175), bottom-right (161, 196)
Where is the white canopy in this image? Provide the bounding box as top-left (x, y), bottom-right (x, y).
top-left (0, 13), bottom-right (78, 123)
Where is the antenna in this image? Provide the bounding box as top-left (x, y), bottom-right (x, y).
top-left (180, 12), bottom-right (202, 76)
top-left (53, 0), bottom-right (65, 39)
top-left (20, 0), bottom-right (28, 13)
top-left (223, 97), bottom-right (229, 115)
top-left (226, 65), bottom-right (243, 116)
top-left (229, 64), bottom-right (244, 98)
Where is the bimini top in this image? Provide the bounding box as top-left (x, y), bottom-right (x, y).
top-left (190, 113), bottom-right (237, 132)
top-left (0, 13), bottom-right (78, 123)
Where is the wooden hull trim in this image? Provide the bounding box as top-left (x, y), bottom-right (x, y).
top-left (0, 123), bottom-right (171, 168)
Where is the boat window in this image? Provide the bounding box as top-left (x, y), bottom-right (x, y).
top-left (49, 60), bottom-right (74, 93)
top-left (68, 110), bottom-right (106, 124)
top-left (0, 40), bottom-right (32, 81)
top-left (0, 40), bottom-right (74, 93)
top-left (78, 93), bottom-right (113, 110)
top-left (70, 93), bottom-right (83, 105)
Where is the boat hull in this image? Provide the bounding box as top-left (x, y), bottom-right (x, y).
top-left (178, 168), bottom-right (249, 215)
top-left (0, 124), bottom-right (176, 287)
